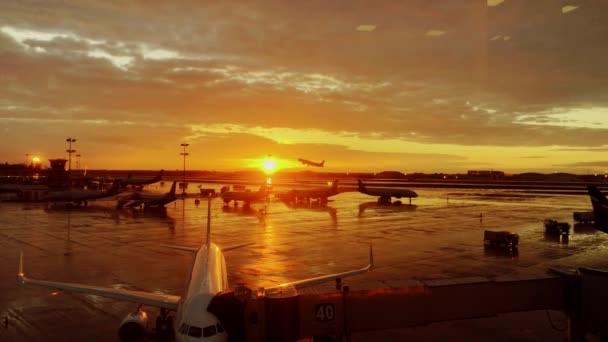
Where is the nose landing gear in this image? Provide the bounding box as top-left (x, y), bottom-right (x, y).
top-left (155, 308), bottom-right (174, 341)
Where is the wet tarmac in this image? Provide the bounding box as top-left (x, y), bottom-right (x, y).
top-left (1, 183), bottom-right (607, 341)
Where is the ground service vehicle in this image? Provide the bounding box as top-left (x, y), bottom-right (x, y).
top-left (484, 230), bottom-right (519, 248)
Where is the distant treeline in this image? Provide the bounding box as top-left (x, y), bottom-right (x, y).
top-left (1, 163), bottom-right (606, 183)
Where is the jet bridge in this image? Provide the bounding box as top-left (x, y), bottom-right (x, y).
top-left (212, 269), bottom-right (608, 341)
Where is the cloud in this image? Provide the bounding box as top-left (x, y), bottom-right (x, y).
top-left (559, 161), bottom-right (608, 168)
top-left (552, 146), bottom-right (608, 152)
top-left (1, 1), bottom-right (608, 171)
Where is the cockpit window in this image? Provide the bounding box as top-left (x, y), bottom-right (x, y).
top-left (188, 326), bottom-right (202, 338)
top-left (180, 322), bottom-right (222, 338)
top-left (203, 324), bottom-right (217, 337)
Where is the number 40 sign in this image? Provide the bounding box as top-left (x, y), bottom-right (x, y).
top-left (314, 303), bottom-right (335, 322)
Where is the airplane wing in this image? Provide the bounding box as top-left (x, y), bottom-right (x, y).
top-left (161, 244), bottom-right (198, 252)
top-left (222, 242), bottom-right (255, 252)
top-left (161, 242), bottom-right (254, 253)
top-left (18, 253), bottom-right (180, 310)
top-left (264, 245), bottom-right (373, 291)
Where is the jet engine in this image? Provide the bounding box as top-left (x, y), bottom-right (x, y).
top-left (118, 309), bottom-right (148, 342)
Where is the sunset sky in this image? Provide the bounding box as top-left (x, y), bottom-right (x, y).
top-left (1, 0), bottom-right (607, 174)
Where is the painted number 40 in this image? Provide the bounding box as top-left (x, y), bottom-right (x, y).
top-left (315, 303), bottom-right (335, 322)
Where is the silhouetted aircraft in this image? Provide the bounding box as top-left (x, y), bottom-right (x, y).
top-left (587, 185), bottom-right (608, 230)
top-left (117, 181), bottom-right (177, 209)
top-left (41, 181), bottom-right (122, 207)
top-left (18, 198), bottom-right (373, 341)
top-left (220, 184), bottom-right (268, 206)
top-left (281, 180), bottom-right (339, 204)
top-left (298, 158), bottom-right (325, 167)
top-left (358, 179), bottom-right (418, 204)
top-left (118, 169), bottom-right (163, 187)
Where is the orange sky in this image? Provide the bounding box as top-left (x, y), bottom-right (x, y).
top-left (1, 1), bottom-right (607, 174)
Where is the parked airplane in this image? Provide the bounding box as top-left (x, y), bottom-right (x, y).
top-left (220, 184), bottom-right (268, 206)
top-left (357, 179), bottom-right (418, 204)
top-left (118, 169), bottom-right (163, 187)
top-left (117, 181), bottom-right (177, 209)
top-left (0, 184), bottom-right (49, 193)
top-left (298, 158), bottom-right (325, 167)
top-left (18, 198), bottom-right (373, 341)
top-left (587, 185), bottom-right (608, 224)
top-left (280, 180), bottom-right (339, 204)
top-left (41, 181), bottom-right (122, 207)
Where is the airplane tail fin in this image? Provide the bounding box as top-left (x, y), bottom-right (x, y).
top-left (357, 179), bottom-right (367, 192)
top-left (588, 185), bottom-right (608, 222)
top-left (168, 181), bottom-right (177, 196)
top-left (321, 160), bottom-right (325, 166)
top-left (205, 193), bottom-right (212, 248)
top-left (330, 180), bottom-right (339, 190)
top-left (107, 180), bottom-right (122, 195)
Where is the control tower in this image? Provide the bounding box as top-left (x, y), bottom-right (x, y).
top-left (47, 158), bottom-right (69, 189)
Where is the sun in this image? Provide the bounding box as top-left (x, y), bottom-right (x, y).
top-left (32, 156), bottom-right (41, 163)
top-left (262, 158), bottom-right (276, 174)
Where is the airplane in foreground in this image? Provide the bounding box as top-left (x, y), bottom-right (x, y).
top-left (220, 184), bottom-right (268, 206)
top-left (41, 181), bottom-right (122, 207)
top-left (118, 169), bottom-right (163, 187)
top-left (18, 198), bottom-right (373, 342)
top-left (357, 179), bottom-right (418, 204)
top-left (298, 158), bottom-right (325, 167)
top-left (587, 185), bottom-right (608, 226)
top-left (117, 181), bottom-right (177, 209)
top-left (280, 180), bottom-right (339, 204)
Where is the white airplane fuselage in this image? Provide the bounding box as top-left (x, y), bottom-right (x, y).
top-left (175, 242), bottom-right (228, 342)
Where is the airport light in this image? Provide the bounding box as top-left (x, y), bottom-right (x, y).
top-left (65, 137), bottom-right (76, 173)
top-left (180, 143), bottom-right (189, 194)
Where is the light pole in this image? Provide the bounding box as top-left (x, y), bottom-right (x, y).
top-left (180, 143), bottom-right (189, 194)
top-left (66, 137), bottom-right (77, 173)
top-left (25, 153), bottom-right (29, 167)
top-left (76, 154), bottom-right (81, 171)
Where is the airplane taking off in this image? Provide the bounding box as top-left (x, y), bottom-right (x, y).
top-left (220, 184), bottom-right (268, 206)
top-left (118, 169), bottom-right (163, 187)
top-left (281, 180), bottom-right (339, 204)
top-left (41, 181), bottom-right (122, 207)
top-left (587, 185), bottom-right (608, 225)
top-left (117, 181), bottom-right (177, 209)
top-left (18, 198), bottom-right (373, 342)
top-left (298, 158), bottom-right (325, 167)
top-left (358, 179), bottom-right (418, 204)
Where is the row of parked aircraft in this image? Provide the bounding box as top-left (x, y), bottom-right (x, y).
top-left (220, 179), bottom-right (419, 206)
top-left (0, 169), bottom-right (175, 209)
top-left (15, 180), bottom-right (608, 341)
